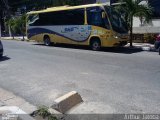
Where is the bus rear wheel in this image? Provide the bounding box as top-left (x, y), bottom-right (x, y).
top-left (44, 36), bottom-right (51, 46)
top-left (90, 39), bottom-right (101, 51)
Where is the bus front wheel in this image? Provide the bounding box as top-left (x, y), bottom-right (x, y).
top-left (90, 39), bottom-right (101, 51)
top-left (44, 36), bottom-right (51, 46)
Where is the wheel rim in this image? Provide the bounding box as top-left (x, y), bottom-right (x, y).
top-left (44, 38), bottom-right (50, 46)
top-left (92, 42), bottom-right (100, 50)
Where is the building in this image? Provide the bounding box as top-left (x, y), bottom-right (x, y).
top-left (132, 0), bottom-right (160, 42)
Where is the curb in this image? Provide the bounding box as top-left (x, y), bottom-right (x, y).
top-left (0, 37), bottom-right (35, 42)
top-left (126, 43), bottom-right (155, 51)
top-left (126, 46), bottom-right (155, 51)
top-left (0, 106), bottom-right (35, 120)
top-left (52, 91), bottom-right (83, 114)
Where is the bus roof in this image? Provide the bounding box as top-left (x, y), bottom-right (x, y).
top-left (27, 3), bottom-right (110, 15)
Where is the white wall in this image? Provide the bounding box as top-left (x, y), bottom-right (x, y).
top-left (96, 0), bottom-right (110, 3)
top-left (132, 0), bottom-right (160, 33)
top-left (133, 17), bottom-right (160, 27)
top-left (133, 17), bottom-right (160, 33)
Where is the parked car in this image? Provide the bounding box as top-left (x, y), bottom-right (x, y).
top-left (154, 34), bottom-right (160, 55)
top-left (0, 40), bottom-right (3, 58)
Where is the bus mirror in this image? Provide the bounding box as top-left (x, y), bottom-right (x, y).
top-left (102, 12), bottom-right (106, 18)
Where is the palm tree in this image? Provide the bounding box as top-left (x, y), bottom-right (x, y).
top-left (117, 0), bottom-right (152, 47)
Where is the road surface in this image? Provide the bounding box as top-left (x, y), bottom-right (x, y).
top-left (0, 40), bottom-right (160, 114)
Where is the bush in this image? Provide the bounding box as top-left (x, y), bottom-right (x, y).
top-left (144, 33), bottom-right (155, 44)
top-left (31, 106), bottom-right (58, 120)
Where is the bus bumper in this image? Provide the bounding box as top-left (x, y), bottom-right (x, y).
top-left (113, 41), bottom-right (128, 47)
top-left (102, 39), bottom-right (128, 47)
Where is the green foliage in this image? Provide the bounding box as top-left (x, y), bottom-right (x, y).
top-left (37, 106), bottom-right (50, 118)
top-left (35, 106), bottom-right (58, 120)
top-left (48, 115), bottom-right (58, 120)
top-left (144, 33), bottom-right (155, 44)
top-left (117, 0), bottom-right (152, 28)
top-left (5, 14), bottom-right (26, 36)
top-left (116, 0), bottom-right (152, 46)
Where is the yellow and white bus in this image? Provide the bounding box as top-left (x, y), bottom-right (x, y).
top-left (27, 3), bottom-right (128, 50)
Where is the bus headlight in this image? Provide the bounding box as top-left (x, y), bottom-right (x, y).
top-left (113, 35), bottom-right (119, 39)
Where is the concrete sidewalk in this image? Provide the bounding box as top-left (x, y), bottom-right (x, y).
top-left (0, 87), bottom-right (37, 114)
top-left (0, 36), bottom-right (28, 41)
top-left (126, 43), bottom-right (155, 51)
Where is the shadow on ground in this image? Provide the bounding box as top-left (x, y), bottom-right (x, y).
top-left (102, 47), bottom-right (143, 54)
top-left (33, 43), bottom-right (143, 54)
top-left (0, 56), bottom-right (10, 62)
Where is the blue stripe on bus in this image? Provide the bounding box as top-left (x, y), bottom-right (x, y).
top-left (27, 28), bottom-right (90, 42)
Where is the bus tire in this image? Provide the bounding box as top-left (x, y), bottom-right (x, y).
top-left (44, 36), bottom-right (51, 46)
top-left (158, 47), bottom-right (160, 55)
top-left (0, 54), bottom-right (3, 58)
top-left (90, 38), bottom-right (101, 51)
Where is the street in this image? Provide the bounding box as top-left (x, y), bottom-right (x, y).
top-left (0, 40), bottom-right (160, 114)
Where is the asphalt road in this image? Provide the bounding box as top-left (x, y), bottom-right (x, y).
top-left (0, 40), bottom-right (160, 114)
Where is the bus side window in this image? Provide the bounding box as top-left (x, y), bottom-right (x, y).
top-left (40, 9), bottom-right (84, 26)
top-left (87, 7), bottom-right (110, 29)
top-left (87, 7), bottom-right (105, 28)
top-left (64, 9), bottom-right (85, 25)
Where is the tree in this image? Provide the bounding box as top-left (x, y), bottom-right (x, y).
top-left (5, 18), bottom-right (16, 39)
top-left (0, 0), bottom-right (9, 37)
top-left (17, 14), bottom-right (26, 40)
top-left (5, 14), bottom-right (26, 40)
top-left (117, 0), bottom-right (152, 47)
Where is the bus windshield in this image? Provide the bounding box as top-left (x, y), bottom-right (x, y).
top-left (27, 14), bottom-right (39, 26)
top-left (104, 6), bottom-right (128, 34)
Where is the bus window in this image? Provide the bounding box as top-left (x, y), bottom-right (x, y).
top-left (28, 9), bottom-right (84, 26)
top-left (87, 7), bottom-right (109, 29)
top-left (105, 6), bottom-right (128, 34)
top-left (28, 14), bottom-right (39, 26)
top-left (87, 7), bottom-right (104, 27)
top-left (63, 9), bottom-right (85, 25)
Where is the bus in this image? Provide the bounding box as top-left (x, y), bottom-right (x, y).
top-left (27, 3), bottom-right (128, 50)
